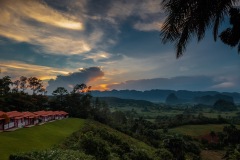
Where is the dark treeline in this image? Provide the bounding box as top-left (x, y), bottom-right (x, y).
top-left (0, 76), bottom-right (92, 117)
top-left (0, 76), bottom-right (47, 111)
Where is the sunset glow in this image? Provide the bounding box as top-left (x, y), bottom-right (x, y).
top-left (0, 0), bottom-right (239, 93)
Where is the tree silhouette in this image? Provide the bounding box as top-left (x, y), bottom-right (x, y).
top-left (64, 83), bottom-right (92, 118)
top-left (0, 76), bottom-right (12, 95)
top-left (12, 80), bottom-right (20, 93)
top-left (160, 0), bottom-right (240, 58)
top-left (19, 76), bottom-right (28, 92)
top-left (71, 83), bottom-right (89, 94)
top-left (52, 87), bottom-right (68, 102)
top-left (27, 77), bottom-right (43, 94)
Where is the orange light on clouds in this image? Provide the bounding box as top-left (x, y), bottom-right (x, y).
top-left (38, 76), bottom-right (56, 81)
top-left (91, 84), bottom-right (109, 91)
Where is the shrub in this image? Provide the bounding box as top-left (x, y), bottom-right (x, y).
top-left (154, 148), bottom-right (173, 160)
top-left (80, 132), bottom-right (110, 160)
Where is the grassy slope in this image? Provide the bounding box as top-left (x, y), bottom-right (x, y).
top-left (85, 120), bottom-right (156, 153)
top-left (169, 124), bottom-right (240, 137)
top-left (9, 119), bottom-right (156, 160)
top-left (0, 118), bottom-right (85, 160)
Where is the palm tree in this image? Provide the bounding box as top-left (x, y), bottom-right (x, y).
top-left (160, 0), bottom-right (240, 58)
top-left (220, 8), bottom-right (240, 50)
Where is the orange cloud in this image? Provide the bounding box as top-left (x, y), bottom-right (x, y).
top-left (1, 0), bottom-right (84, 30)
top-left (91, 84), bottom-right (109, 91)
top-left (0, 0), bottom-right (94, 55)
top-left (0, 60), bottom-right (70, 80)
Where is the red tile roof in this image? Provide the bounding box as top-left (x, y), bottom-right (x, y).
top-left (1, 110), bottom-right (68, 118)
top-left (22, 112), bottom-right (39, 118)
top-left (34, 111), bottom-right (55, 116)
top-left (33, 111), bottom-right (48, 117)
top-left (6, 111), bottom-right (23, 118)
top-left (60, 111), bottom-right (68, 115)
top-left (0, 111), bottom-right (6, 115)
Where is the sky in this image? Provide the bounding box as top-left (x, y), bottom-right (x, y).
top-left (0, 0), bottom-right (239, 94)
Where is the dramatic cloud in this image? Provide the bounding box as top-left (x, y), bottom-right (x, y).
top-left (84, 51), bottom-right (124, 63)
top-left (0, 0), bottom-right (165, 57)
top-left (108, 76), bottom-right (240, 92)
top-left (106, 0), bottom-right (165, 31)
top-left (0, 60), bottom-right (69, 80)
top-left (0, 0), bottom-right (96, 55)
top-left (47, 67), bottom-right (104, 93)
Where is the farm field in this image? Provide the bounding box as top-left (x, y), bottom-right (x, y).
top-left (0, 118), bottom-right (85, 160)
top-left (169, 124), bottom-right (240, 137)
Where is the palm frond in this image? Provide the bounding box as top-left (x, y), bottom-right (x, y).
top-left (219, 8), bottom-right (240, 48)
top-left (238, 43), bottom-right (240, 53)
top-left (213, 0), bottom-right (230, 41)
top-left (160, 0), bottom-right (237, 58)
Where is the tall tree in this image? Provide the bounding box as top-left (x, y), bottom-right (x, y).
top-left (19, 76), bottom-right (28, 92)
top-left (72, 83), bottom-right (91, 94)
top-left (37, 87), bottom-right (47, 95)
top-left (160, 0), bottom-right (240, 58)
top-left (0, 76), bottom-right (12, 95)
top-left (52, 87), bottom-right (68, 102)
top-left (12, 80), bottom-right (20, 93)
top-left (27, 77), bottom-right (43, 94)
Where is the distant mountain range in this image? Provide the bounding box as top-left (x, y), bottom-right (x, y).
top-left (91, 90), bottom-right (240, 103)
top-left (95, 97), bottom-right (157, 108)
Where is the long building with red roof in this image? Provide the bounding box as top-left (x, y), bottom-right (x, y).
top-left (0, 110), bottom-right (68, 131)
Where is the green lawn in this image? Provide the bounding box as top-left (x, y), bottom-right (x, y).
top-left (0, 118), bottom-right (85, 160)
top-left (169, 124), bottom-right (240, 137)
